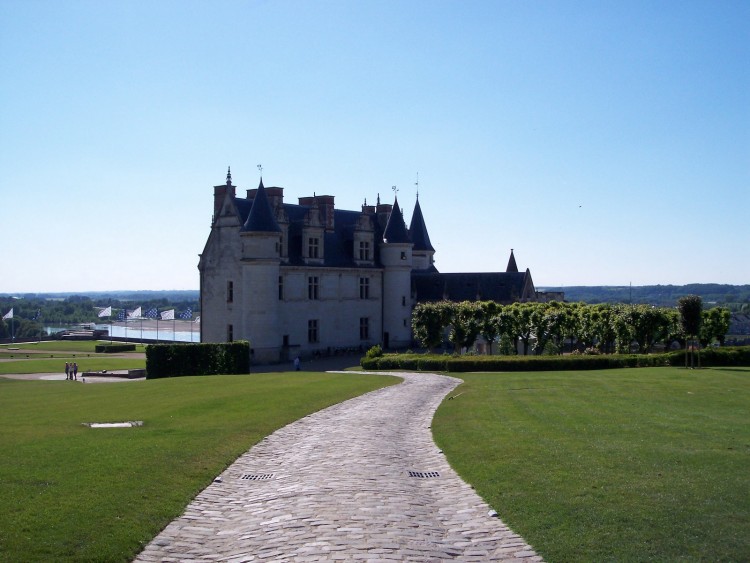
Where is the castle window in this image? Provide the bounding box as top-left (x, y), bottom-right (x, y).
top-left (227, 324), bottom-right (233, 342)
top-left (227, 281), bottom-right (234, 303)
top-left (360, 317), bottom-right (370, 340)
top-left (308, 237), bottom-right (320, 259)
top-left (402, 295), bottom-right (406, 306)
top-left (278, 276), bottom-right (284, 300)
top-left (308, 276), bottom-right (319, 300)
top-left (359, 277), bottom-right (370, 299)
top-left (400, 251), bottom-right (406, 260)
top-left (359, 241), bottom-right (370, 261)
top-left (308, 319), bottom-right (319, 343)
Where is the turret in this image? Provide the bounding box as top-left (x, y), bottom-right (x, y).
top-left (240, 178), bottom-right (282, 362)
top-left (408, 197), bottom-right (436, 271)
top-left (212, 166), bottom-right (236, 224)
top-left (379, 196), bottom-right (413, 349)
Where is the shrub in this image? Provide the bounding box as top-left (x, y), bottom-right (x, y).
top-left (95, 343), bottom-right (136, 353)
top-left (365, 344), bottom-right (383, 359)
top-left (359, 346), bottom-right (750, 372)
top-left (146, 341), bottom-right (250, 379)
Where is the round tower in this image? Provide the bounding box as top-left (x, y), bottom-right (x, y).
top-left (379, 196), bottom-right (413, 349)
top-left (240, 179), bottom-right (282, 362)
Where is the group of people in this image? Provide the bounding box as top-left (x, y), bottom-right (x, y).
top-left (65, 362), bottom-right (78, 380)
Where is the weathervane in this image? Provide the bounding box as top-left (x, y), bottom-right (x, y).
top-left (392, 185), bottom-right (398, 196)
top-left (257, 164), bottom-right (263, 177)
top-left (415, 172), bottom-right (419, 199)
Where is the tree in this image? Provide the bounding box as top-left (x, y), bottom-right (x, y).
top-left (493, 308), bottom-right (519, 355)
top-left (508, 302), bottom-right (535, 355)
top-left (612, 305), bottom-right (635, 354)
top-left (477, 301), bottom-right (501, 354)
top-left (448, 301), bottom-right (482, 353)
top-left (700, 307), bottom-right (731, 347)
top-left (411, 301), bottom-right (452, 352)
top-left (678, 295), bottom-right (703, 368)
top-left (592, 304), bottom-right (618, 354)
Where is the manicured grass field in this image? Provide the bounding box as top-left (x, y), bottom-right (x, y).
top-left (433, 367), bottom-right (750, 562)
top-left (0, 341), bottom-right (145, 374)
top-left (0, 341), bottom-right (144, 354)
top-left (0, 357), bottom-right (145, 375)
top-left (0, 372), bottom-right (398, 562)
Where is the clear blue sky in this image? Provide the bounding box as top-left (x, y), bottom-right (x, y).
top-left (1, 0), bottom-right (747, 293)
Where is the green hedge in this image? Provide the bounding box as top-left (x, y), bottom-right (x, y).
top-left (664, 346), bottom-right (750, 367)
top-left (360, 346), bottom-right (750, 372)
top-left (146, 341), bottom-right (250, 379)
top-left (95, 343), bottom-right (136, 353)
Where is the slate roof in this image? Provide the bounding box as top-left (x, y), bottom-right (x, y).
top-left (234, 192), bottom-right (385, 268)
top-left (242, 179), bottom-right (282, 233)
top-left (412, 271), bottom-right (532, 304)
top-left (382, 197), bottom-right (410, 244)
top-left (408, 199), bottom-right (434, 252)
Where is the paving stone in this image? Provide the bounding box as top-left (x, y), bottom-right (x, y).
top-left (134, 372), bottom-right (542, 562)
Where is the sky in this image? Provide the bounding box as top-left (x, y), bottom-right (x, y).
top-left (1, 0), bottom-right (748, 293)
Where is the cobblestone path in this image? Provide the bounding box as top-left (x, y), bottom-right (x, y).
top-left (135, 372), bottom-right (543, 562)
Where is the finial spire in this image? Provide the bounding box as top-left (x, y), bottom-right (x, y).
top-left (257, 163), bottom-right (263, 179)
top-left (226, 166), bottom-right (232, 185)
top-left (415, 172), bottom-right (419, 200)
top-left (377, 193), bottom-right (380, 205)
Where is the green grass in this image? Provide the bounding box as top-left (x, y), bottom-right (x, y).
top-left (433, 367), bottom-right (750, 562)
top-left (0, 341), bottom-right (128, 353)
top-left (0, 341), bottom-right (147, 356)
top-left (0, 340), bottom-right (145, 373)
top-left (0, 357), bottom-right (145, 374)
top-left (0, 372), bottom-right (398, 562)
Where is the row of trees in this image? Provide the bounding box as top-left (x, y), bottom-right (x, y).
top-left (411, 298), bottom-right (730, 356)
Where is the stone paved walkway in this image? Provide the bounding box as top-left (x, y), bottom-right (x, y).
top-left (135, 372), bottom-right (543, 562)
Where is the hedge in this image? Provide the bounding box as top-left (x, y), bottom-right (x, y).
top-left (95, 343), bottom-right (136, 353)
top-left (146, 340), bottom-right (250, 379)
top-left (360, 346), bottom-right (750, 372)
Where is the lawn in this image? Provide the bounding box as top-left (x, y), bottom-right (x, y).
top-left (0, 341), bottom-right (145, 374)
top-left (432, 366), bottom-right (750, 562)
top-left (0, 357), bottom-right (145, 375)
top-left (0, 372), bottom-right (398, 562)
top-left (0, 341), bottom-right (144, 354)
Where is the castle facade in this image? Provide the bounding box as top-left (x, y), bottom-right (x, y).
top-left (199, 170), bottom-right (541, 362)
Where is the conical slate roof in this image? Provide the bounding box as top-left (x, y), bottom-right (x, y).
top-left (382, 197), bottom-right (410, 244)
top-left (243, 179), bottom-right (282, 233)
top-left (506, 249), bottom-right (518, 273)
top-left (408, 199), bottom-right (434, 252)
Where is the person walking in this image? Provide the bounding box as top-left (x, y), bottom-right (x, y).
top-left (73, 362), bottom-right (78, 380)
top-left (294, 356), bottom-right (301, 371)
top-left (65, 362), bottom-right (70, 380)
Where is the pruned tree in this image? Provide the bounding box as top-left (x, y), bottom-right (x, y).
top-left (448, 301), bottom-right (483, 353)
top-left (477, 301), bottom-right (502, 354)
top-left (678, 295), bottom-right (703, 368)
top-left (700, 307), bottom-right (731, 347)
top-left (411, 301), bottom-right (452, 352)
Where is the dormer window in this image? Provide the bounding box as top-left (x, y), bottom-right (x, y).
top-left (359, 241), bottom-right (370, 261)
top-left (308, 237), bottom-right (320, 258)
